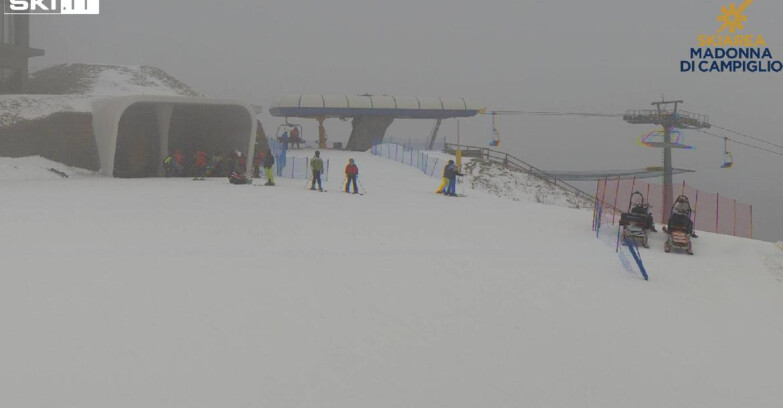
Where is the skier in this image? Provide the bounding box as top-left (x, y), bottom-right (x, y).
top-left (252, 151), bottom-right (264, 178)
top-left (444, 160), bottom-right (463, 196)
top-left (193, 148), bottom-right (208, 180)
top-left (263, 149), bottom-right (276, 186)
top-left (280, 131), bottom-right (290, 150)
top-left (207, 151), bottom-right (224, 177)
top-left (310, 150), bottom-right (324, 191)
top-left (172, 148), bottom-right (184, 176)
top-left (163, 154), bottom-right (174, 177)
top-left (290, 126), bottom-right (301, 149)
top-left (345, 158), bottom-right (359, 194)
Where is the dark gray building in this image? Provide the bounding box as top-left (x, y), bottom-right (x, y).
top-left (0, 9), bottom-right (44, 93)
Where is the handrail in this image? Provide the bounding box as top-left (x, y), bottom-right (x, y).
top-left (444, 143), bottom-right (621, 212)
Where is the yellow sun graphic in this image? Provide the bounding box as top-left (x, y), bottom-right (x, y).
top-left (717, 0), bottom-right (754, 34)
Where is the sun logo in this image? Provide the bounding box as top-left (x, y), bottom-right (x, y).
top-left (717, 0), bottom-right (754, 34)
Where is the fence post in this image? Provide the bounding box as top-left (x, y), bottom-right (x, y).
top-left (716, 193), bottom-right (720, 233)
top-left (326, 159), bottom-right (330, 182)
top-left (395, 144), bottom-right (399, 161)
top-left (611, 176), bottom-right (622, 225)
top-left (733, 199), bottom-right (737, 236)
top-left (430, 158), bottom-right (439, 177)
top-left (292, 157), bottom-right (295, 178)
top-left (592, 180), bottom-right (601, 231)
top-left (750, 205), bottom-right (754, 238)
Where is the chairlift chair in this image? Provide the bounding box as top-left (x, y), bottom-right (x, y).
top-left (721, 137), bottom-right (734, 168)
top-left (488, 111), bottom-right (501, 147)
top-left (276, 121), bottom-right (304, 148)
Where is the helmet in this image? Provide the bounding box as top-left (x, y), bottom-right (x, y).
top-left (349, 158), bottom-right (355, 164)
top-left (315, 150), bottom-right (321, 156)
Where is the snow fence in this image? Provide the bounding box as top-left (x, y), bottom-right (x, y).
top-left (593, 178), bottom-right (753, 239)
top-left (370, 142), bottom-right (446, 179)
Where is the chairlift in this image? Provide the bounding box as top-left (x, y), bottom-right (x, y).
top-left (721, 137), bottom-right (734, 169)
top-left (488, 111), bottom-right (501, 147)
top-left (275, 120), bottom-right (304, 149)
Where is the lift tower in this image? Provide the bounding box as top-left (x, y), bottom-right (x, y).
top-left (623, 100), bottom-right (710, 222)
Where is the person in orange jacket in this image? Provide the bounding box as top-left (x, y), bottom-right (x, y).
top-left (193, 149), bottom-right (208, 180)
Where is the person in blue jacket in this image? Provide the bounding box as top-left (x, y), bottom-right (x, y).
top-left (444, 160), bottom-right (463, 196)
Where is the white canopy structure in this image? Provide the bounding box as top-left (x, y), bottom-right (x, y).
top-left (92, 95), bottom-right (256, 177)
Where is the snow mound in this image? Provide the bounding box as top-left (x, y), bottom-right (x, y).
top-left (462, 158), bottom-right (592, 209)
top-left (1, 64), bottom-right (201, 127)
top-left (0, 95), bottom-right (94, 127)
top-left (0, 156), bottom-right (100, 181)
top-left (776, 241), bottom-right (783, 252)
top-left (28, 63), bottom-right (200, 97)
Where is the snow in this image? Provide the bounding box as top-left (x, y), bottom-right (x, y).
top-left (88, 65), bottom-right (192, 96)
top-left (0, 156), bottom-right (99, 181)
top-left (1, 65), bottom-right (198, 127)
top-left (1, 149), bottom-right (783, 408)
top-left (0, 94), bottom-right (94, 127)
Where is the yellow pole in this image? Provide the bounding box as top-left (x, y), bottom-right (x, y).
top-left (456, 120), bottom-right (462, 170)
top-left (317, 116), bottom-right (327, 149)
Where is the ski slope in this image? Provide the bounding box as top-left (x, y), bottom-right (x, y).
top-left (1, 151), bottom-right (782, 408)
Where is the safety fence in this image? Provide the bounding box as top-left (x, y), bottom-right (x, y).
top-left (593, 178), bottom-right (753, 239)
top-left (266, 139), bottom-right (330, 181)
top-left (370, 142), bottom-right (447, 179)
top-left (377, 137), bottom-right (446, 152)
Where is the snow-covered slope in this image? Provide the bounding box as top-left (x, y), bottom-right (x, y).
top-left (1, 64), bottom-right (200, 127)
top-left (0, 156), bottom-right (99, 180)
top-left (462, 157), bottom-right (592, 209)
top-left (1, 149), bottom-right (782, 408)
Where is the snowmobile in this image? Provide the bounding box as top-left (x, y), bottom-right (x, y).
top-left (228, 171), bottom-right (252, 185)
top-left (663, 195), bottom-right (694, 255)
top-left (619, 191), bottom-right (654, 248)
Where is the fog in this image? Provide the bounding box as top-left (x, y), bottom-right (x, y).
top-left (29, 0), bottom-right (783, 241)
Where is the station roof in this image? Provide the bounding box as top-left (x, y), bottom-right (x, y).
top-left (269, 94), bottom-right (485, 119)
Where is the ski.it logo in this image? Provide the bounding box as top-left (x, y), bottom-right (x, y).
top-left (4, 0), bottom-right (100, 15)
top-left (680, 0), bottom-right (782, 73)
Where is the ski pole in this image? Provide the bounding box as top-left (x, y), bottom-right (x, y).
top-left (357, 176), bottom-right (367, 195)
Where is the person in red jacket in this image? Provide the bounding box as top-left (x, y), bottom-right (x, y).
top-left (193, 149), bottom-right (208, 180)
top-left (172, 148), bottom-right (184, 176)
top-left (345, 158), bottom-right (359, 194)
top-left (290, 126), bottom-right (301, 149)
top-left (252, 151), bottom-right (264, 178)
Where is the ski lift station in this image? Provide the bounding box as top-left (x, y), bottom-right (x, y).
top-left (269, 95), bottom-right (485, 151)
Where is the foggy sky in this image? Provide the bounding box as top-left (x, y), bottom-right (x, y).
top-left (28, 0), bottom-right (783, 241)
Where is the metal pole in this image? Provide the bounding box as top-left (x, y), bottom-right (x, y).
top-left (611, 176), bottom-right (621, 225)
top-left (716, 193), bottom-right (720, 233)
top-left (733, 199), bottom-right (737, 236)
top-left (663, 128), bottom-right (673, 224)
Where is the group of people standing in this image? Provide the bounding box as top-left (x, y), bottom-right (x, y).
top-left (165, 148), bottom-right (465, 198)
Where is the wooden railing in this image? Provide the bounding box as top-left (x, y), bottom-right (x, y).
top-left (444, 143), bottom-right (618, 211)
